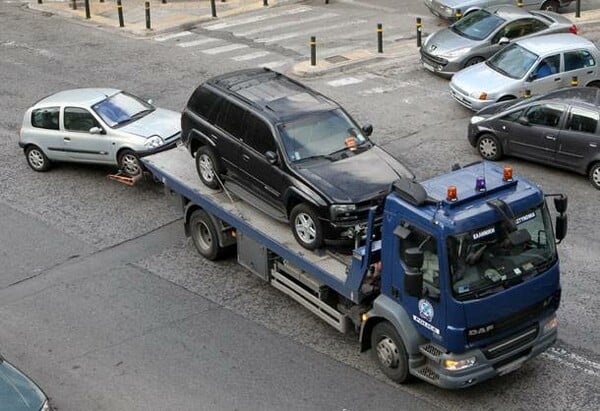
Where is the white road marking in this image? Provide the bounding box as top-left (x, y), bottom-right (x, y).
top-left (255, 19), bottom-right (367, 44)
top-left (231, 51), bottom-right (270, 61)
top-left (234, 12), bottom-right (338, 37)
top-left (259, 61), bottom-right (288, 69)
top-left (202, 43), bottom-right (249, 55)
top-left (203, 6), bottom-right (312, 31)
top-left (154, 31), bottom-right (193, 42)
top-left (327, 77), bottom-right (364, 87)
top-left (177, 38), bottom-right (220, 48)
top-left (542, 347), bottom-right (600, 378)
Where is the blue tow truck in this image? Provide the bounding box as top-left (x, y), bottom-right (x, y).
top-left (142, 146), bottom-right (567, 389)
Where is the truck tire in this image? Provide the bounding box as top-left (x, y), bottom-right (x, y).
top-left (290, 203), bottom-right (323, 250)
top-left (25, 145), bottom-right (51, 172)
top-left (195, 146), bottom-right (222, 189)
top-left (371, 321), bottom-right (411, 384)
top-left (189, 209), bottom-right (225, 260)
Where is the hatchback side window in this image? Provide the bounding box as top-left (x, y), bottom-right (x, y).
top-left (31, 107), bottom-right (60, 130)
top-left (221, 102), bottom-right (247, 138)
top-left (244, 114), bottom-right (276, 155)
top-left (502, 109), bottom-right (524, 122)
top-left (64, 107), bottom-right (100, 132)
top-left (525, 103), bottom-right (565, 128)
top-left (566, 106), bottom-right (599, 134)
top-left (564, 50), bottom-right (596, 72)
top-left (533, 55), bottom-right (560, 79)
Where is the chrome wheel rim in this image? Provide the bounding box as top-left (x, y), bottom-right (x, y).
top-left (121, 153), bottom-right (141, 175)
top-left (479, 137), bottom-right (497, 159)
top-left (28, 149), bottom-right (45, 169)
top-left (198, 154), bottom-right (215, 183)
top-left (294, 212), bottom-right (316, 244)
top-left (376, 337), bottom-right (400, 369)
top-left (592, 167), bottom-right (600, 188)
top-left (193, 221), bottom-right (212, 251)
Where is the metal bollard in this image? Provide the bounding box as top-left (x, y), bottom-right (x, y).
top-left (326, 0), bottom-right (329, 4)
top-left (145, 2), bottom-right (151, 30)
top-left (162, 0), bottom-right (166, 4)
top-left (210, 0), bottom-right (217, 18)
top-left (100, 0), bottom-right (104, 3)
top-left (455, 9), bottom-right (462, 19)
top-left (523, 89), bottom-right (531, 98)
top-left (576, 0), bottom-right (581, 18)
top-left (377, 23), bottom-right (383, 54)
top-left (264, 0), bottom-right (268, 6)
top-left (516, 0), bottom-right (524, 7)
top-left (71, 0), bottom-right (77, 10)
top-left (116, 0), bottom-right (124, 27)
top-left (416, 18), bottom-right (422, 48)
top-left (310, 36), bottom-right (316, 66)
top-left (37, 0), bottom-right (42, 4)
top-left (84, 0), bottom-right (90, 18)
top-left (571, 76), bottom-right (579, 86)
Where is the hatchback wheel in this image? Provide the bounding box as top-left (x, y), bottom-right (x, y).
top-left (25, 146), bottom-right (51, 172)
top-left (589, 163), bottom-right (600, 190)
top-left (477, 134), bottom-right (502, 161)
top-left (290, 203), bottom-right (323, 250)
top-left (118, 150), bottom-right (142, 176)
top-left (464, 57), bottom-right (484, 68)
top-left (195, 146), bottom-right (223, 189)
top-left (541, 0), bottom-right (559, 11)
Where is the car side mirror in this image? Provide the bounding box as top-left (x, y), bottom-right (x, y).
top-left (362, 123), bottom-right (373, 137)
top-left (403, 247), bottom-right (424, 298)
top-left (555, 214), bottom-right (567, 243)
top-left (497, 37), bottom-right (510, 46)
top-left (147, 99), bottom-right (153, 105)
top-left (517, 116), bottom-right (530, 126)
top-left (89, 127), bottom-right (104, 134)
top-left (554, 195), bottom-right (568, 213)
top-left (265, 150), bottom-right (278, 165)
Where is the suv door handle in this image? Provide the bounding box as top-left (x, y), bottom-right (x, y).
top-left (242, 154), bottom-right (250, 161)
top-left (545, 135), bottom-right (556, 141)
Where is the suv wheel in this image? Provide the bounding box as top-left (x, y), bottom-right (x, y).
top-left (196, 146), bottom-right (222, 189)
top-left (290, 203), bottom-right (323, 250)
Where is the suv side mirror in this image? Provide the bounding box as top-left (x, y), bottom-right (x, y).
top-left (403, 247), bottom-right (424, 298)
top-left (265, 150), bottom-right (278, 165)
top-left (362, 124), bottom-right (373, 137)
top-left (89, 127), bottom-right (103, 134)
top-left (498, 37), bottom-right (510, 46)
top-left (517, 116), bottom-right (530, 126)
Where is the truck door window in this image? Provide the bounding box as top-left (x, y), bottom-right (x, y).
top-left (398, 226), bottom-right (440, 290)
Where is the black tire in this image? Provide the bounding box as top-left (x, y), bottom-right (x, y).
top-left (195, 146), bottom-right (222, 189)
top-left (118, 149), bottom-right (142, 176)
top-left (541, 0), bottom-right (560, 11)
top-left (477, 133), bottom-right (503, 161)
top-left (370, 322), bottom-right (411, 384)
top-left (589, 162), bottom-right (600, 190)
top-left (586, 81), bottom-right (600, 88)
top-left (189, 209), bottom-right (225, 260)
top-left (290, 203), bottom-right (323, 250)
top-left (464, 56), bottom-right (484, 68)
top-left (25, 145), bottom-right (51, 172)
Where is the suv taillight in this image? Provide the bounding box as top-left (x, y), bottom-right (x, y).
top-left (569, 25), bottom-right (578, 35)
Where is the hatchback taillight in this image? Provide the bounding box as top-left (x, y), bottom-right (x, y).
top-left (569, 25), bottom-right (578, 35)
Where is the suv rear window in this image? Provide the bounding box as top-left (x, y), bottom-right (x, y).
top-left (188, 86), bottom-right (221, 119)
top-left (31, 107), bottom-right (60, 130)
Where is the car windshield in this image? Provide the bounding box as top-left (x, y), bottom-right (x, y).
top-left (487, 43), bottom-right (538, 79)
top-left (92, 92), bottom-right (154, 127)
top-left (451, 9), bottom-right (505, 41)
top-left (448, 204), bottom-right (557, 301)
top-left (277, 109), bottom-right (368, 162)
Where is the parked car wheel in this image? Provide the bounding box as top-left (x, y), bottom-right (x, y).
top-left (371, 321), bottom-right (411, 384)
top-left (290, 203), bottom-right (323, 250)
top-left (541, 0), bottom-right (560, 11)
top-left (25, 145), bottom-right (51, 172)
top-left (195, 146), bottom-right (222, 189)
top-left (589, 163), bottom-right (600, 190)
top-left (587, 81), bottom-right (600, 88)
top-left (189, 209), bottom-right (226, 260)
top-left (464, 57), bottom-right (484, 68)
top-left (477, 133), bottom-right (503, 161)
top-left (118, 149), bottom-right (142, 176)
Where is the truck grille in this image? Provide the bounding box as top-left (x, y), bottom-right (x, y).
top-left (483, 325), bottom-right (538, 360)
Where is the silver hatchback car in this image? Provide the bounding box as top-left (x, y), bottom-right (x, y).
top-left (19, 88), bottom-right (181, 175)
top-left (424, 0), bottom-right (573, 21)
top-left (449, 33), bottom-right (600, 111)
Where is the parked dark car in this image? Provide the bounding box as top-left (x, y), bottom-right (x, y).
top-left (468, 87), bottom-right (600, 189)
top-left (181, 68), bottom-right (414, 249)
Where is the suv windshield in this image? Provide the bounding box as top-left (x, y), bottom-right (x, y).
top-left (277, 109), bottom-right (368, 162)
top-left (93, 92), bottom-right (154, 127)
top-left (451, 10), bottom-right (505, 41)
top-left (448, 204), bottom-right (557, 301)
top-left (487, 44), bottom-right (538, 79)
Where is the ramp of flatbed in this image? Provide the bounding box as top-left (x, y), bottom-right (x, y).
top-left (142, 147), bottom-right (350, 289)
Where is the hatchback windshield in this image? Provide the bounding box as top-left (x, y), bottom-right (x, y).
top-left (451, 10), bottom-right (505, 41)
top-left (92, 92), bottom-right (154, 127)
top-left (277, 109), bottom-right (368, 162)
top-left (448, 204), bottom-right (557, 301)
top-left (487, 43), bottom-right (538, 79)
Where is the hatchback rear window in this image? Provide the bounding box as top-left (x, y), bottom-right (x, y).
top-left (31, 107), bottom-right (60, 130)
top-left (567, 106), bottom-right (599, 134)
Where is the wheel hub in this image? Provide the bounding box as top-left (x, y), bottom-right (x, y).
top-left (193, 221), bottom-right (212, 251)
top-left (376, 337), bottom-right (400, 369)
top-left (199, 155), bottom-right (215, 182)
top-left (28, 150), bottom-right (44, 169)
top-left (295, 213), bottom-right (316, 243)
top-left (122, 154), bottom-right (140, 175)
top-left (592, 167), bottom-right (600, 187)
top-left (479, 138), bottom-right (497, 159)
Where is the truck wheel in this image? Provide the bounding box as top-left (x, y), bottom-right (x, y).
top-left (118, 149), bottom-right (142, 176)
top-left (25, 145), bottom-right (51, 172)
top-left (189, 209), bottom-right (225, 260)
top-left (290, 203), bottom-right (323, 250)
top-left (477, 133), bottom-right (502, 161)
top-left (195, 146), bottom-right (222, 189)
top-left (589, 162), bottom-right (600, 190)
top-left (371, 321), bottom-right (410, 384)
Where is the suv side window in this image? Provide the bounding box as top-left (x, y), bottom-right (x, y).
top-left (221, 102), bottom-right (247, 138)
top-left (398, 225), bottom-right (440, 290)
top-left (566, 106), bottom-right (599, 134)
top-left (564, 50), bottom-right (596, 72)
top-left (244, 114), bottom-right (276, 154)
top-left (188, 86), bottom-right (221, 120)
top-left (524, 103), bottom-right (565, 128)
top-left (31, 107), bottom-right (60, 130)
top-left (64, 107), bottom-right (100, 132)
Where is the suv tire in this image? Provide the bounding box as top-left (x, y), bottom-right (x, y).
top-left (290, 203), bottom-right (323, 250)
top-left (196, 146), bottom-right (223, 189)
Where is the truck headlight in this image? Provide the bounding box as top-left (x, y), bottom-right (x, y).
top-left (330, 204), bottom-right (356, 217)
top-left (543, 315), bottom-right (558, 334)
top-left (145, 135), bottom-right (164, 149)
top-left (443, 357), bottom-right (476, 371)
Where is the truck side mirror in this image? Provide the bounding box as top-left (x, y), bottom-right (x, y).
top-left (265, 151), bottom-right (278, 165)
top-left (403, 247), bottom-right (424, 298)
top-left (555, 214), bottom-right (567, 243)
top-left (362, 124), bottom-right (373, 137)
top-left (554, 195), bottom-right (568, 214)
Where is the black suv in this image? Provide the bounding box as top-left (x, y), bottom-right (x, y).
top-left (181, 68), bottom-right (413, 249)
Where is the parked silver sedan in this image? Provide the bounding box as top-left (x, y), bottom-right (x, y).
top-left (19, 88), bottom-right (181, 175)
top-left (424, 0), bottom-right (573, 21)
top-left (421, 6), bottom-right (576, 77)
top-left (449, 33), bottom-right (600, 111)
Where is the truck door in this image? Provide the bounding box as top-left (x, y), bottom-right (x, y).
top-left (395, 224), bottom-right (446, 342)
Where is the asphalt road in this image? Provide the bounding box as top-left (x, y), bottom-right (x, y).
top-left (1, 0), bottom-right (600, 410)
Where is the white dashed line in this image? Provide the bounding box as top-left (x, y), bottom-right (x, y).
top-left (177, 38), bottom-right (220, 48)
top-left (327, 77), bottom-right (364, 87)
top-left (234, 12), bottom-right (338, 37)
top-left (231, 51), bottom-right (271, 61)
top-left (154, 31), bottom-right (193, 42)
top-left (255, 19), bottom-right (367, 44)
top-left (259, 61), bottom-right (288, 69)
top-left (202, 43), bottom-right (249, 55)
top-left (203, 6), bottom-right (312, 31)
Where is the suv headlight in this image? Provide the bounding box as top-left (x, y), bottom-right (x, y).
top-left (330, 204), bottom-right (357, 218)
top-left (443, 356), bottom-right (476, 371)
top-left (145, 135), bottom-right (164, 149)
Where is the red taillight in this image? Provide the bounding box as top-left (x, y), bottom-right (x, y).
top-left (569, 25), bottom-right (578, 35)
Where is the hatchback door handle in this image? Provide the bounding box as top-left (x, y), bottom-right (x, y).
top-left (545, 135), bottom-right (556, 141)
top-left (554, 78), bottom-right (561, 82)
top-left (242, 154), bottom-right (250, 161)
top-left (64, 137), bottom-right (71, 141)
top-left (587, 70), bottom-right (593, 74)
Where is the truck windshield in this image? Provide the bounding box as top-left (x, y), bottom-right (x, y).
top-left (448, 204), bottom-right (557, 301)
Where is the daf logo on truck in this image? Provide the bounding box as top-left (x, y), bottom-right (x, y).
top-left (468, 325), bottom-right (495, 336)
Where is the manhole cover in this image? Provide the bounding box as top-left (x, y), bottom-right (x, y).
top-left (325, 55), bottom-right (350, 63)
